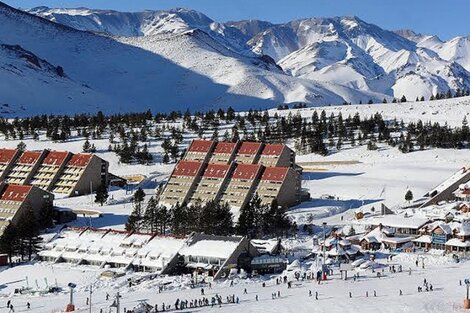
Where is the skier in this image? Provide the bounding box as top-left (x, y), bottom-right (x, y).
top-left (244, 288), bottom-right (248, 294)
top-left (27, 302), bottom-right (30, 310)
top-left (255, 295), bottom-right (258, 301)
top-left (201, 288), bottom-right (205, 295)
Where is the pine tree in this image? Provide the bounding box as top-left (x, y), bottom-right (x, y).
top-left (0, 223), bottom-right (18, 265)
top-left (125, 188), bottom-right (146, 232)
top-left (94, 184), bottom-right (109, 206)
top-left (400, 95), bottom-right (407, 103)
top-left (143, 196), bottom-right (158, 233)
top-left (405, 190), bottom-right (413, 202)
top-left (17, 206), bottom-right (42, 261)
top-left (16, 141), bottom-right (26, 152)
top-left (82, 139), bottom-right (91, 153)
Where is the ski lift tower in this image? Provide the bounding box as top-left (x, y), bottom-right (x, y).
top-left (464, 279), bottom-right (470, 309)
top-left (65, 283), bottom-right (77, 312)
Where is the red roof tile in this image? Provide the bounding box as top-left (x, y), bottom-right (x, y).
top-left (213, 142), bottom-right (237, 154)
top-left (17, 151), bottom-right (41, 165)
top-left (237, 142), bottom-right (262, 155)
top-left (43, 151), bottom-right (69, 166)
top-left (188, 140), bottom-right (213, 153)
top-left (463, 189), bottom-right (470, 195)
top-left (68, 154), bottom-right (92, 167)
top-left (261, 144), bottom-right (285, 156)
top-left (172, 161), bottom-right (203, 177)
top-left (231, 164), bottom-right (261, 180)
top-left (261, 167), bottom-right (289, 182)
top-left (203, 163), bottom-right (230, 179)
top-left (0, 184), bottom-right (32, 202)
top-left (0, 149), bottom-right (17, 164)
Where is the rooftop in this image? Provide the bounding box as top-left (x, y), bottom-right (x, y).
top-left (0, 149), bottom-right (17, 164)
top-left (43, 151), bottom-right (69, 166)
top-left (0, 184), bottom-right (32, 202)
top-left (172, 161), bottom-right (203, 177)
top-left (188, 140), bottom-right (213, 153)
top-left (17, 151), bottom-right (42, 165)
top-left (237, 142), bottom-right (262, 155)
top-left (261, 167), bottom-right (289, 182)
top-left (67, 153), bottom-right (92, 167)
top-left (231, 163), bottom-right (261, 180)
top-left (366, 215), bottom-right (430, 230)
top-left (213, 141), bottom-right (237, 154)
top-left (202, 163), bottom-right (230, 179)
top-left (261, 143), bottom-right (286, 156)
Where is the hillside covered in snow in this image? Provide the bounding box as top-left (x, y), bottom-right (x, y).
top-left (0, 2), bottom-right (384, 116)
top-left (28, 6), bottom-right (470, 103)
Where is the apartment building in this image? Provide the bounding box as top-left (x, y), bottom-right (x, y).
top-left (183, 139), bottom-right (215, 162)
top-left (258, 143), bottom-right (295, 167)
top-left (30, 151), bottom-right (71, 191)
top-left (234, 142), bottom-right (263, 164)
top-left (0, 149), bottom-right (20, 179)
top-left (219, 163), bottom-right (262, 211)
top-left (53, 153), bottom-right (109, 196)
top-left (160, 140), bottom-right (302, 212)
top-left (189, 163), bottom-right (234, 205)
top-left (209, 141), bottom-right (239, 164)
top-left (0, 182), bottom-right (54, 235)
top-left (159, 160), bottom-right (205, 207)
top-left (0, 148), bottom-right (109, 197)
top-left (255, 166), bottom-right (301, 208)
top-left (6, 150), bottom-right (46, 185)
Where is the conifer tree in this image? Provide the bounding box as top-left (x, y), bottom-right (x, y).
top-left (95, 184), bottom-right (109, 206)
top-left (0, 223), bottom-right (18, 265)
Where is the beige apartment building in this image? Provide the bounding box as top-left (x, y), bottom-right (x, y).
top-left (160, 140), bottom-right (302, 213)
top-left (184, 139), bottom-right (215, 162)
top-left (209, 141), bottom-right (239, 164)
top-left (189, 163), bottom-right (234, 205)
top-left (53, 153), bottom-right (109, 196)
top-left (0, 148), bottom-right (109, 197)
top-left (0, 182), bottom-right (54, 235)
top-left (219, 163), bottom-right (263, 211)
top-left (255, 166), bottom-right (301, 208)
top-left (159, 160), bottom-right (205, 207)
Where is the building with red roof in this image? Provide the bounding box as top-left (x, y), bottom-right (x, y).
top-left (6, 150), bottom-right (47, 185)
top-left (0, 149), bottom-right (20, 179)
top-left (235, 142), bottom-right (263, 164)
top-left (189, 163), bottom-right (234, 205)
top-left (258, 144), bottom-right (294, 167)
top-left (30, 150), bottom-right (72, 191)
top-left (159, 139), bottom-right (302, 214)
top-left (219, 163), bottom-right (263, 214)
top-left (53, 153), bottom-right (109, 196)
top-left (256, 166), bottom-right (301, 208)
top-left (184, 140), bottom-right (216, 162)
top-left (0, 182), bottom-right (53, 236)
top-left (209, 141), bottom-right (239, 164)
top-left (160, 161), bottom-right (205, 207)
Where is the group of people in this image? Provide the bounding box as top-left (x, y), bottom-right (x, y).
top-left (418, 278), bottom-right (433, 292)
top-left (5, 300), bottom-right (30, 312)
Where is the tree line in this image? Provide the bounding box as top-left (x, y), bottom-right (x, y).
top-left (124, 188), bottom-right (293, 239)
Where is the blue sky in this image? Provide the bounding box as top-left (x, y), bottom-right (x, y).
top-left (6, 0), bottom-right (469, 40)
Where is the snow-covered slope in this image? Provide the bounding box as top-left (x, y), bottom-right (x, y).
top-left (27, 6), bottom-right (251, 56)
top-left (0, 43), bottom-right (112, 114)
top-left (0, 2), bottom-right (384, 115)
top-left (31, 7), bottom-right (470, 101)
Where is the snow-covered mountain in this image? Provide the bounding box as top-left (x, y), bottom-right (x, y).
top-left (28, 7), bottom-right (470, 103)
top-left (1, 2), bottom-right (386, 116)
